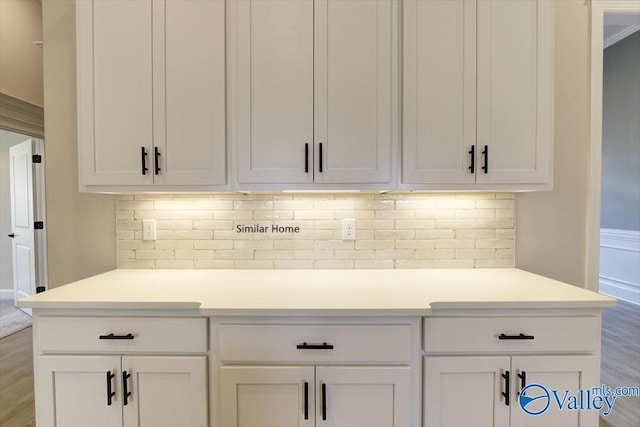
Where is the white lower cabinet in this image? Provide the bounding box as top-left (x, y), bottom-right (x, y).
top-left (215, 320), bottom-right (417, 427)
top-left (37, 355), bottom-right (207, 427)
top-left (423, 315), bottom-right (602, 427)
top-left (424, 355), bottom-right (598, 427)
top-left (220, 365), bottom-right (410, 427)
top-left (33, 316), bottom-right (209, 427)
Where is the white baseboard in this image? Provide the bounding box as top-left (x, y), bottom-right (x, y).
top-left (0, 289), bottom-right (14, 299)
top-left (600, 228), bottom-right (640, 305)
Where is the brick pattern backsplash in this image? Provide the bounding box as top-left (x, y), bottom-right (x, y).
top-left (116, 193), bottom-right (515, 269)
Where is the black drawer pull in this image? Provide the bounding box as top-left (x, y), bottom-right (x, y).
top-left (498, 333), bottom-right (535, 340)
top-left (99, 333), bottom-right (135, 340)
top-left (296, 342), bottom-right (334, 350)
top-left (468, 145), bottom-right (475, 174)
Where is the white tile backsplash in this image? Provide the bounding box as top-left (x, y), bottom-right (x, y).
top-left (116, 193), bottom-right (515, 269)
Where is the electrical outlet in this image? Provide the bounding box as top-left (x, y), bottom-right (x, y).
top-left (143, 219), bottom-right (157, 241)
top-left (342, 219), bottom-right (356, 240)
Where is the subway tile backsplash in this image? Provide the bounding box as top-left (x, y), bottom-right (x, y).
top-left (116, 193), bottom-right (515, 269)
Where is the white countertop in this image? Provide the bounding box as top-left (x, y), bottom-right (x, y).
top-left (18, 268), bottom-right (616, 316)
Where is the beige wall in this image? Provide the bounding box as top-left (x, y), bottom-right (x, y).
top-left (42, 0), bottom-right (116, 288)
top-left (0, 0), bottom-right (44, 107)
top-left (516, 1), bottom-right (590, 287)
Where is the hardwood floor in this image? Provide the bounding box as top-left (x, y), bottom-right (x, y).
top-left (0, 302), bottom-right (637, 427)
top-left (0, 326), bottom-right (35, 427)
top-left (600, 299), bottom-right (640, 427)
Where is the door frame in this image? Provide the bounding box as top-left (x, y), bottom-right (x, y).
top-left (586, 0), bottom-right (640, 292)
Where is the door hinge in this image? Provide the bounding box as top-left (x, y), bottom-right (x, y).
top-left (34, 221), bottom-right (44, 230)
top-left (32, 154), bottom-right (42, 163)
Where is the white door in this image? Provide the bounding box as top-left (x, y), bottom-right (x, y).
top-left (77, 0), bottom-right (154, 186)
top-left (220, 365), bottom-right (315, 427)
top-left (313, 0), bottom-right (393, 184)
top-left (316, 366), bottom-right (410, 427)
top-left (510, 355), bottom-right (600, 427)
top-left (122, 356), bottom-right (208, 427)
top-left (402, 0), bottom-right (476, 184)
top-left (153, 0), bottom-right (226, 186)
top-left (233, 0), bottom-right (314, 185)
top-left (475, 0), bottom-right (553, 184)
top-left (36, 355), bottom-right (123, 427)
top-left (424, 356), bottom-right (511, 427)
top-left (9, 139), bottom-right (36, 311)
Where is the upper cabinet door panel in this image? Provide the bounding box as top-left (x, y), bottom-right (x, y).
top-left (314, 0), bottom-right (392, 184)
top-left (234, 0), bottom-right (314, 184)
top-left (402, 0), bottom-right (476, 184)
top-left (154, 0), bottom-right (227, 186)
top-left (78, 0), bottom-right (153, 186)
top-left (476, 0), bottom-right (553, 184)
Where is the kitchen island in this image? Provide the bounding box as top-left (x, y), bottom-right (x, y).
top-left (19, 269), bottom-right (615, 427)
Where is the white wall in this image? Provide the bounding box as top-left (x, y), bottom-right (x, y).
top-left (42, 0), bottom-right (116, 288)
top-left (516, 1), bottom-right (591, 287)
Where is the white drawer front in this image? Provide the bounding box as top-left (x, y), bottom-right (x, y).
top-left (423, 316), bottom-right (599, 354)
top-left (218, 324), bottom-right (412, 363)
top-left (36, 317), bottom-right (207, 354)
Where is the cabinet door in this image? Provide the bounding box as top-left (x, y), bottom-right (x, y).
top-left (233, 0), bottom-right (314, 184)
top-left (510, 355), bottom-right (600, 427)
top-left (122, 356), bottom-right (207, 427)
top-left (36, 355), bottom-right (123, 427)
top-left (313, 0), bottom-right (393, 184)
top-left (424, 356), bottom-right (510, 427)
top-left (476, 0), bottom-right (553, 184)
top-left (402, 0), bottom-right (476, 184)
top-left (152, 0), bottom-right (226, 186)
top-left (316, 366), bottom-right (410, 427)
top-left (220, 365), bottom-right (315, 427)
top-left (77, 0), bottom-right (153, 186)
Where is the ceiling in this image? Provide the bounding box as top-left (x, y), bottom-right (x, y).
top-left (604, 13), bottom-right (640, 49)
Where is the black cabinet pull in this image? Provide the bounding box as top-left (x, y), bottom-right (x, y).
top-left (154, 147), bottom-right (161, 175)
top-left (7, 233), bottom-right (15, 238)
top-left (481, 145), bottom-right (488, 173)
top-left (498, 333), bottom-right (535, 340)
top-left (318, 142), bottom-right (323, 173)
top-left (123, 371), bottom-right (131, 406)
top-left (106, 371), bottom-right (115, 406)
top-left (502, 370), bottom-right (510, 406)
top-left (321, 383), bottom-right (327, 421)
top-left (304, 381), bottom-right (309, 420)
top-left (296, 342), bottom-right (334, 350)
top-left (141, 147), bottom-right (148, 175)
top-left (518, 371), bottom-right (527, 396)
top-left (468, 145), bottom-right (475, 174)
top-left (305, 143), bottom-right (309, 173)
top-left (99, 333), bottom-right (135, 340)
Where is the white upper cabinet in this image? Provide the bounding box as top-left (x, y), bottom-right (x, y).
top-left (402, 0), bottom-right (553, 189)
top-left (231, 0), bottom-right (395, 188)
top-left (77, 0), bottom-right (226, 190)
